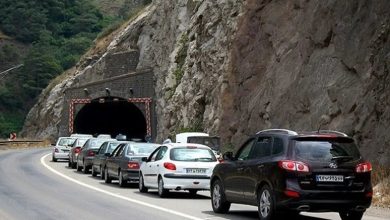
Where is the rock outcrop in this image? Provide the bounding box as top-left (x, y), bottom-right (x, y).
top-left (22, 0), bottom-right (390, 165)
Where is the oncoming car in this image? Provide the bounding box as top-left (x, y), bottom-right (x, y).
top-left (210, 129), bottom-right (372, 220)
top-left (52, 137), bottom-right (76, 162)
top-left (139, 143), bottom-right (219, 197)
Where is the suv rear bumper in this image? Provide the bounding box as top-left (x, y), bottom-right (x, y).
top-left (276, 191), bottom-right (372, 212)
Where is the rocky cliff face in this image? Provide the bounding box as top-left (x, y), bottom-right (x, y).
top-left (22, 0), bottom-right (390, 164)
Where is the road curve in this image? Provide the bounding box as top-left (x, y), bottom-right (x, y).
top-left (0, 148), bottom-right (388, 220)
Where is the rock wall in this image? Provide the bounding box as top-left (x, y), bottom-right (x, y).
top-left (22, 0), bottom-right (390, 164)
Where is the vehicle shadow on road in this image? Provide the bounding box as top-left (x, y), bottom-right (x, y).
top-left (133, 190), bottom-right (211, 200)
top-left (202, 211), bottom-right (330, 220)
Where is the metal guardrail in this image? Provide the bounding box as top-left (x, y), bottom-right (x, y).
top-left (0, 140), bottom-right (46, 146)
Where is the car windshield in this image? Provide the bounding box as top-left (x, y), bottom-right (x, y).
top-left (107, 143), bottom-right (120, 153)
top-left (170, 147), bottom-right (217, 162)
top-left (128, 144), bottom-right (158, 155)
top-left (294, 139), bottom-right (361, 162)
top-left (58, 138), bottom-right (75, 146)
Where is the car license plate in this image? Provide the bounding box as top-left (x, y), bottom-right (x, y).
top-left (316, 175), bottom-right (344, 182)
top-left (186, 168), bottom-right (206, 174)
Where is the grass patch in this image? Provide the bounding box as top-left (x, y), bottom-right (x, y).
top-left (175, 118), bottom-right (204, 136)
top-left (372, 163), bottom-right (390, 208)
top-left (173, 32), bottom-right (189, 82)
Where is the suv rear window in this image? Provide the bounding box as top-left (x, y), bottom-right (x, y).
top-left (294, 138), bottom-right (361, 162)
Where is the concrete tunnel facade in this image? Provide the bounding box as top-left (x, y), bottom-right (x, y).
top-left (60, 69), bottom-right (156, 141)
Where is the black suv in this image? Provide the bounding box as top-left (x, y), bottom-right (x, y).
top-left (210, 129), bottom-right (372, 220)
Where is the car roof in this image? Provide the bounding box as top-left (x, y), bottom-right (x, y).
top-left (127, 142), bottom-right (160, 146)
top-left (163, 142), bottom-right (212, 149)
top-left (256, 129), bottom-right (351, 139)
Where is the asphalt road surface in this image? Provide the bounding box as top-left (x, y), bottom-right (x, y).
top-left (0, 148), bottom-right (389, 220)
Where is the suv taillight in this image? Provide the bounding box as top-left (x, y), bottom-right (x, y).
top-left (279, 160), bottom-right (310, 173)
top-left (163, 162), bottom-right (176, 170)
top-left (74, 147), bottom-right (81, 154)
top-left (356, 162), bottom-right (372, 173)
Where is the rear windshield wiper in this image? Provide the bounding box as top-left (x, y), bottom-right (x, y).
top-left (331, 156), bottom-right (354, 162)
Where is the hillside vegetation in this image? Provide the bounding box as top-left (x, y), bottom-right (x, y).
top-left (0, 0), bottom-right (150, 138)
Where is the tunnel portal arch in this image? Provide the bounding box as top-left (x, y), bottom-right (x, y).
top-left (70, 97), bottom-right (152, 141)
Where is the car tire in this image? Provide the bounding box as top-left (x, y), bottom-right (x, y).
top-left (139, 172), bottom-right (148, 193)
top-left (100, 166), bottom-right (105, 180)
top-left (189, 189), bottom-right (198, 196)
top-left (257, 185), bottom-right (275, 220)
top-left (91, 166), bottom-right (97, 177)
top-left (339, 211), bottom-right (364, 220)
top-left (68, 160), bottom-right (72, 167)
top-left (76, 161), bottom-right (82, 171)
top-left (104, 168), bottom-right (111, 184)
top-left (158, 177), bottom-right (168, 198)
top-left (211, 179), bottom-right (231, 213)
top-left (119, 170), bottom-right (127, 187)
top-left (52, 156), bottom-right (57, 162)
top-left (83, 162), bottom-right (89, 174)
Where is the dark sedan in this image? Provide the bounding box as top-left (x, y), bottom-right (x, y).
top-left (104, 142), bottom-right (159, 187)
top-left (91, 140), bottom-right (128, 178)
top-left (76, 138), bottom-right (115, 173)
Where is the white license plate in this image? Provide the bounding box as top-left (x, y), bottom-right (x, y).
top-left (186, 168), bottom-right (206, 174)
top-left (316, 175), bottom-right (344, 182)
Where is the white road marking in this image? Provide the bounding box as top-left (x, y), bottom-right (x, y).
top-left (40, 153), bottom-right (203, 220)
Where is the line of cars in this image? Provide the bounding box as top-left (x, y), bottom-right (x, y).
top-left (51, 133), bottom-right (221, 194)
top-left (51, 129), bottom-right (372, 220)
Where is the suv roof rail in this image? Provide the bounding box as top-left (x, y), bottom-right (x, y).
top-left (256, 129), bottom-right (298, 135)
top-left (315, 130), bottom-right (348, 137)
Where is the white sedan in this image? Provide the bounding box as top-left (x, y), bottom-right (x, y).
top-left (139, 143), bottom-right (219, 197)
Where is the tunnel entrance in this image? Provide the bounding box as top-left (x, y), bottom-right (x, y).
top-left (73, 97), bottom-right (147, 141)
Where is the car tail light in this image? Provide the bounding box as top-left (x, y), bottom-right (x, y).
top-left (284, 190), bottom-right (300, 198)
top-left (74, 147), bottom-right (81, 154)
top-left (128, 162), bottom-right (140, 169)
top-left (279, 160), bottom-right (310, 172)
top-left (163, 162), bottom-right (176, 170)
top-left (54, 148), bottom-right (59, 153)
top-left (355, 162), bottom-right (372, 173)
top-left (87, 150), bottom-right (95, 157)
top-left (365, 191), bottom-right (373, 198)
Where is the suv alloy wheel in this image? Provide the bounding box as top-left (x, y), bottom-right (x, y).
top-left (258, 185), bottom-right (274, 220)
top-left (211, 179), bottom-right (231, 213)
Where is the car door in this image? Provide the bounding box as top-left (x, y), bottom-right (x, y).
top-left (149, 146), bottom-right (168, 186)
top-left (242, 136), bottom-right (273, 203)
top-left (142, 146), bottom-right (161, 185)
top-left (224, 138), bottom-right (255, 203)
top-left (107, 144), bottom-right (125, 177)
top-left (95, 143), bottom-right (108, 169)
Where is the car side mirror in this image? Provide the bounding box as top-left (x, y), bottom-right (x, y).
top-left (51, 143), bottom-right (56, 146)
top-left (104, 153), bottom-right (111, 157)
top-left (141, 157), bottom-right (148, 162)
top-left (223, 151), bottom-right (234, 160)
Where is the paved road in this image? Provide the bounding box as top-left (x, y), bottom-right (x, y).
top-left (0, 148), bottom-right (388, 220)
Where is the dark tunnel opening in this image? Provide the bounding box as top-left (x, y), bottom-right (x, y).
top-left (74, 97), bottom-right (146, 141)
